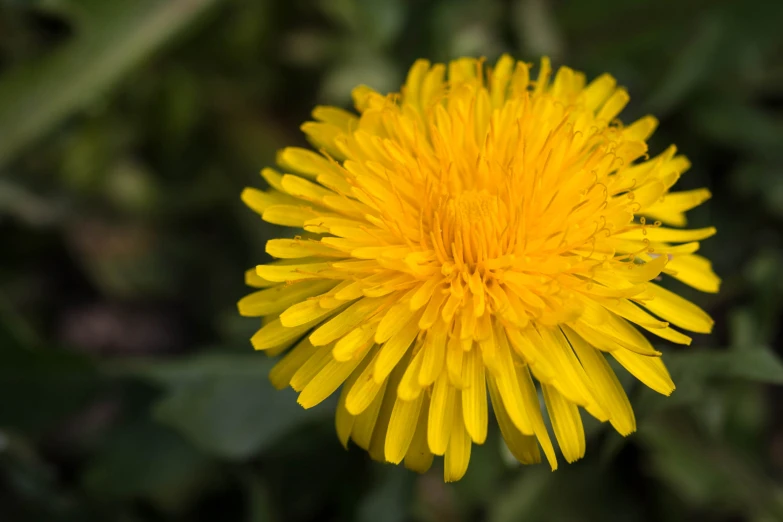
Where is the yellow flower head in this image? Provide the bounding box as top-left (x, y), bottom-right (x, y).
top-left (239, 56), bottom-right (719, 482)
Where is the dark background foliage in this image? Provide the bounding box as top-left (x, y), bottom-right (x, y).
top-left (1, 0), bottom-right (783, 520)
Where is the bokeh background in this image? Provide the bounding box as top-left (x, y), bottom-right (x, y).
top-left (2, 0), bottom-right (783, 520)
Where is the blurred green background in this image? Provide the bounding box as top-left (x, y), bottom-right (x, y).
top-left (1, 0), bottom-right (783, 520)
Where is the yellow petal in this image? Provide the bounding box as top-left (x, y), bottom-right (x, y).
top-left (333, 324), bottom-right (377, 361)
top-left (312, 105), bottom-right (357, 133)
top-left (256, 263), bottom-right (332, 283)
top-left (487, 376), bottom-right (541, 464)
top-left (351, 84), bottom-right (379, 112)
top-left (583, 73), bottom-right (616, 111)
top-left (644, 188), bottom-right (711, 221)
top-left (301, 122), bottom-right (346, 160)
top-left (617, 226), bottom-right (716, 243)
top-left (563, 326), bottom-right (636, 435)
top-left (266, 239), bottom-right (344, 259)
top-left (533, 56), bottom-right (552, 95)
top-left (298, 342), bottom-right (371, 408)
top-left (444, 400), bottom-right (471, 482)
top-left (551, 66), bottom-right (575, 99)
top-left (419, 289), bottom-right (448, 329)
top-left (397, 347), bottom-right (425, 400)
top-left (446, 333), bottom-right (465, 388)
top-left (613, 240), bottom-right (701, 256)
top-left (612, 349), bottom-right (675, 396)
top-left (351, 377), bottom-right (388, 450)
top-left (262, 205), bottom-right (329, 229)
top-left (420, 64), bottom-right (446, 108)
top-left (477, 321), bottom-right (498, 372)
top-left (385, 389), bottom-right (425, 464)
top-left (238, 280), bottom-right (336, 317)
top-left (428, 370), bottom-right (456, 455)
top-left (629, 180), bottom-right (665, 209)
top-left (241, 187), bottom-right (299, 215)
top-left (404, 396), bottom-right (434, 473)
top-left (597, 297), bottom-right (692, 345)
top-left (376, 301), bottom-right (418, 343)
top-left (268, 337), bottom-right (319, 390)
top-left (280, 174), bottom-right (334, 205)
top-left (367, 360), bottom-right (408, 463)
top-left (278, 148), bottom-right (351, 196)
top-left (542, 384), bottom-right (585, 463)
top-left (289, 344), bottom-right (334, 392)
top-left (334, 279), bottom-right (367, 300)
top-left (491, 326), bottom-right (534, 435)
top-left (597, 88), bottom-right (629, 122)
top-left (279, 296), bottom-right (344, 328)
top-left (276, 147), bottom-right (323, 180)
top-left (265, 339), bottom-right (294, 358)
top-left (516, 365), bottom-right (558, 470)
top-left (461, 346), bottom-right (488, 444)
top-left (402, 58), bottom-right (430, 108)
top-left (259, 167), bottom-right (284, 192)
top-left (410, 278), bottom-right (442, 310)
top-left (509, 61), bottom-right (530, 98)
top-left (310, 296), bottom-right (390, 346)
top-left (490, 54), bottom-right (515, 108)
top-left (245, 268), bottom-right (276, 289)
top-left (346, 347), bottom-right (388, 415)
top-left (251, 317), bottom-right (317, 351)
top-left (623, 115), bottom-right (658, 142)
top-left (374, 313), bottom-right (420, 383)
top-left (536, 327), bottom-right (601, 411)
top-left (505, 326), bottom-right (556, 381)
top-left (335, 389), bottom-right (355, 448)
top-left (419, 320), bottom-right (447, 386)
top-left (666, 254), bottom-right (721, 293)
top-left (642, 283), bottom-right (714, 333)
top-left (610, 253), bottom-right (668, 284)
top-left (574, 313), bottom-right (661, 356)
top-left (441, 291), bottom-right (463, 324)
top-left (334, 350), bottom-right (375, 448)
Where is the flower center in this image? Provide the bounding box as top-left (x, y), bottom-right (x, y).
top-left (437, 190), bottom-right (508, 271)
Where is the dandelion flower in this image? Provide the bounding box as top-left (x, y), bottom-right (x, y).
top-left (239, 56), bottom-right (719, 482)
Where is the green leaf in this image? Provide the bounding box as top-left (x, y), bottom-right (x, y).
top-left (640, 423), bottom-right (783, 519)
top-left (646, 11), bottom-right (725, 115)
top-left (631, 347), bottom-right (783, 420)
top-left (488, 466), bottom-right (553, 522)
top-left (82, 418), bottom-right (211, 508)
top-left (691, 100), bottom-right (783, 155)
top-left (513, 0), bottom-right (565, 60)
top-left (453, 436), bottom-right (504, 510)
top-left (431, 0), bottom-right (504, 60)
top-left (356, 467), bottom-right (412, 522)
top-left (607, 346), bottom-right (783, 463)
top-left (318, 0), bottom-right (406, 47)
top-left (357, 0), bottom-right (406, 47)
top-left (240, 471), bottom-right (277, 522)
top-left (142, 353), bottom-right (330, 459)
top-left (0, 179), bottom-right (64, 227)
top-left (0, 291), bottom-right (40, 351)
top-left (728, 307), bottom-right (762, 349)
top-left (0, 0), bottom-right (220, 168)
top-left (665, 347), bottom-right (783, 385)
top-left (0, 345), bottom-right (100, 435)
top-left (319, 51), bottom-right (399, 106)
